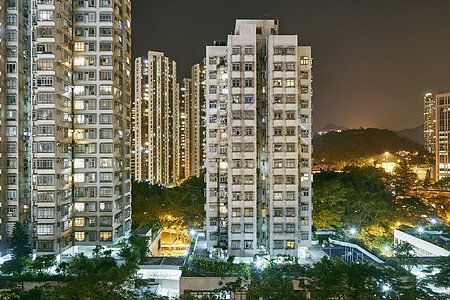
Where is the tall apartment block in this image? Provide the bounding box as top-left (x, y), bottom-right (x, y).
top-left (0, 0), bottom-right (132, 257)
top-left (134, 51), bottom-right (179, 185)
top-left (179, 63), bottom-right (206, 179)
top-left (0, 0), bottom-right (32, 256)
top-left (424, 93), bottom-right (436, 155)
top-left (188, 63), bottom-right (206, 178)
top-left (435, 92), bottom-right (450, 180)
top-left (204, 20), bottom-right (313, 259)
top-left (179, 78), bottom-right (192, 180)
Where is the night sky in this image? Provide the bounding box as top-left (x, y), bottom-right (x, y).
top-left (132, 0), bottom-right (450, 131)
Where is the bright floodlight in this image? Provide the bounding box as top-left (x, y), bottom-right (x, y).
top-left (255, 260), bottom-right (263, 268)
top-left (349, 228), bottom-right (357, 235)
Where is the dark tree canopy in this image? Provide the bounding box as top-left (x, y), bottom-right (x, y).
top-left (10, 222), bottom-right (32, 259)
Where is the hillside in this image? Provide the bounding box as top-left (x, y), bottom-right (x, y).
top-left (395, 125), bottom-right (423, 145)
top-left (313, 128), bottom-right (427, 166)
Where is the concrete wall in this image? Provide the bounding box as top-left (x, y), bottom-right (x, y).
top-left (394, 229), bottom-right (450, 257)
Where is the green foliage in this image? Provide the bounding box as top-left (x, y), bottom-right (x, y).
top-left (184, 255), bottom-right (251, 278)
top-left (305, 257), bottom-right (382, 299)
top-left (424, 256), bottom-right (450, 289)
top-left (10, 222), bottom-right (32, 259)
top-left (30, 254), bottom-right (57, 274)
top-left (0, 285), bottom-right (46, 300)
top-left (128, 235), bottom-right (150, 261)
top-left (0, 257), bottom-right (30, 277)
top-left (392, 159), bottom-right (418, 195)
top-left (313, 128), bottom-right (427, 167)
top-left (132, 176), bottom-right (206, 231)
top-left (311, 174), bottom-right (346, 228)
top-left (313, 166), bottom-right (393, 241)
top-left (313, 165), bottom-right (435, 248)
top-left (392, 242), bottom-right (421, 272)
top-left (48, 248), bottom-right (139, 299)
top-left (244, 264), bottom-right (307, 300)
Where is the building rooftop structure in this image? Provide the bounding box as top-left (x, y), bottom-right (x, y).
top-left (394, 227), bottom-right (450, 257)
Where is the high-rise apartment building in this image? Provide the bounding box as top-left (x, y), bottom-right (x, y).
top-left (179, 63), bottom-right (206, 179)
top-left (204, 20), bottom-right (313, 258)
top-left (188, 63), bottom-right (206, 178)
top-left (0, 0), bottom-right (32, 256)
top-left (179, 78), bottom-right (192, 180)
top-left (134, 51), bottom-right (179, 185)
top-left (424, 93), bottom-right (436, 155)
top-left (0, 0), bottom-right (132, 257)
top-left (435, 92), bottom-right (450, 180)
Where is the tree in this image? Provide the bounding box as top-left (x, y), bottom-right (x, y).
top-left (312, 173), bottom-right (346, 228)
top-left (132, 176), bottom-right (206, 231)
top-left (244, 264), bottom-right (307, 300)
top-left (30, 254), bottom-right (57, 274)
top-left (392, 242), bottom-right (420, 272)
top-left (305, 257), bottom-right (382, 299)
top-left (392, 159), bottom-right (418, 195)
top-left (48, 249), bottom-right (138, 299)
top-left (0, 257), bottom-right (29, 277)
top-left (424, 256), bottom-right (450, 290)
top-left (10, 222), bottom-right (32, 259)
top-left (128, 235), bottom-right (150, 261)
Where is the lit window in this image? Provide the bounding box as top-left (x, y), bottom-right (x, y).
top-left (75, 232), bottom-right (85, 241)
top-left (75, 218), bottom-right (85, 227)
top-left (74, 42), bottom-right (85, 52)
top-left (286, 240), bottom-right (295, 249)
top-left (74, 57), bottom-right (85, 66)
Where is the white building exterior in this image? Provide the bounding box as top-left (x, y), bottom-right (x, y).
top-left (435, 92), bottom-right (450, 179)
top-left (205, 20), bottom-right (313, 258)
top-left (0, 0), bottom-right (132, 256)
top-left (394, 229), bottom-right (450, 257)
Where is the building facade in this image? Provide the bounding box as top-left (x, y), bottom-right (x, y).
top-left (134, 51), bottom-right (179, 185)
top-left (0, 0), bottom-right (132, 256)
top-left (435, 92), bottom-right (450, 180)
top-left (424, 93), bottom-right (436, 155)
top-left (188, 63), bottom-right (206, 178)
top-left (204, 20), bottom-right (313, 258)
top-left (179, 78), bottom-right (192, 180)
top-left (0, 0), bottom-right (32, 256)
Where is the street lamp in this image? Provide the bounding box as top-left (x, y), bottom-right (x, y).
top-left (189, 229), bottom-right (196, 236)
top-left (430, 218), bottom-right (437, 225)
top-left (417, 227), bottom-right (424, 237)
top-left (349, 228), bottom-right (357, 235)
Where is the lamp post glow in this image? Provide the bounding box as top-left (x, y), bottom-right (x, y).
top-left (430, 218), bottom-right (437, 225)
top-left (349, 228), bottom-right (357, 235)
top-left (417, 227), bottom-right (424, 237)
